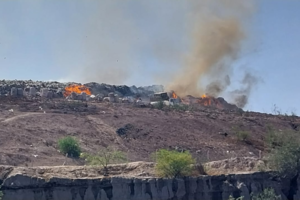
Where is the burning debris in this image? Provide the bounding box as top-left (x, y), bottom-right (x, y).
top-left (0, 80), bottom-right (241, 111)
top-left (64, 84), bottom-right (92, 97)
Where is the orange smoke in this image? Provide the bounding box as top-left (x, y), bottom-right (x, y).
top-left (64, 84), bottom-right (91, 97)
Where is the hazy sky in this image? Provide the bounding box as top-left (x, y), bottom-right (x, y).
top-left (0, 0), bottom-right (299, 114)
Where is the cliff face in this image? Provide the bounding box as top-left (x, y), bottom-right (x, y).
top-left (0, 170), bottom-right (295, 200)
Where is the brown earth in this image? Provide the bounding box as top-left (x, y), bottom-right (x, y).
top-left (0, 96), bottom-right (299, 167)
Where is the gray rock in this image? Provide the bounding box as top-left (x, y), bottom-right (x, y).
top-left (40, 88), bottom-right (48, 98)
top-left (17, 88), bottom-right (23, 97)
top-left (10, 87), bottom-right (17, 97)
top-left (29, 87), bottom-right (36, 96)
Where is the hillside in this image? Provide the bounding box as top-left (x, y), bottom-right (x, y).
top-left (0, 94), bottom-right (299, 167)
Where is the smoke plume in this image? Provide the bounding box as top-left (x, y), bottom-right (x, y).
top-left (166, 0), bottom-right (256, 107)
top-left (232, 73), bottom-right (259, 108)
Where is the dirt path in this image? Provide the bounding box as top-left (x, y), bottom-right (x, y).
top-left (1, 112), bottom-right (45, 123)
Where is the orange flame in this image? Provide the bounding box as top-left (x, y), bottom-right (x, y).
top-left (199, 94), bottom-right (212, 106)
top-left (64, 84), bottom-right (91, 97)
top-left (172, 92), bottom-right (178, 99)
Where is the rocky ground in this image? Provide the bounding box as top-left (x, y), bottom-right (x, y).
top-left (0, 92), bottom-right (299, 168)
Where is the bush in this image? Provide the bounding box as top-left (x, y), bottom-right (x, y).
top-left (80, 147), bottom-right (126, 168)
top-left (268, 137), bottom-right (300, 178)
top-left (58, 136), bottom-right (81, 158)
top-left (154, 149), bottom-right (195, 178)
top-left (170, 104), bottom-right (194, 112)
top-left (251, 188), bottom-right (281, 200)
top-left (153, 100), bottom-right (165, 110)
top-left (228, 195), bottom-right (244, 200)
top-left (236, 130), bottom-right (249, 141)
top-left (228, 188), bottom-right (280, 200)
top-left (265, 126), bottom-right (285, 149)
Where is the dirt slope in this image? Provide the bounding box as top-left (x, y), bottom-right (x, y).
top-left (0, 97), bottom-right (299, 167)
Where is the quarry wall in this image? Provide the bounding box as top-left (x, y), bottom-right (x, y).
top-left (0, 170), bottom-right (297, 200)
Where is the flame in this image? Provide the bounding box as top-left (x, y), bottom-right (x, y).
top-left (64, 84), bottom-right (92, 97)
top-left (199, 94), bottom-right (212, 106)
top-left (172, 92), bottom-right (178, 99)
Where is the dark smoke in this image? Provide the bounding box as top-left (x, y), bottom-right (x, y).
top-left (232, 73), bottom-right (259, 108)
top-left (205, 75), bottom-right (231, 97)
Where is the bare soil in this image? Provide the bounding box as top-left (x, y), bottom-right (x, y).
top-left (0, 97), bottom-right (299, 167)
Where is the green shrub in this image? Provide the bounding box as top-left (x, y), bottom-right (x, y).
top-left (236, 130), bottom-right (249, 141)
top-left (232, 126), bottom-right (249, 142)
top-left (170, 104), bottom-right (191, 112)
top-left (154, 149), bottom-right (195, 178)
top-left (268, 137), bottom-right (300, 178)
top-left (265, 126), bottom-right (285, 149)
top-left (58, 136), bottom-right (81, 158)
top-left (153, 100), bottom-right (165, 110)
top-left (80, 147), bottom-right (126, 168)
top-left (251, 188), bottom-right (281, 200)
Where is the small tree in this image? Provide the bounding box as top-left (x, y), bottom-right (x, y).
top-left (58, 136), bottom-right (81, 158)
top-left (80, 147), bottom-right (126, 175)
top-left (154, 149), bottom-right (195, 178)
top-left (268, 140), bottom-right (300, 178)
top-left (267, 131), bottom-right (300, 178)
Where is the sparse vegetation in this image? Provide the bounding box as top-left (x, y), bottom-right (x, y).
top-left (152, 101), bottom-right (196, 112)
top-left (233, 126), bottom-right (249, 142)
top-left (58, 136), bottom-right (81, 158)
top-left (236, 130), bottom-right (249, 141)
top-left (80, 147), bottom-right (126, 173)
top-left (228, 195), bottom-right (244, 200)
top-left (272, 104), bottom-right (282, 115)
top-left (154, 149), bottom-right (195, 178)
top-left (264, 126), bottom-right (300, 177)
top-left (153, 100), bottom-right (165, 110)
top-left (251, 188), bottom-right (281, 200)
top-left (267, 136), bottom-right (300, 178)
top-left (170, 104), bottom-right (191, 112)
top-left (228, 188), bottom-right (280, 200)
top-left (265, 126), bottom-right (284, 149)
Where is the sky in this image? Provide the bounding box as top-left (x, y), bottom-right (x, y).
top-left (0, 0), bottom-right (299, 114)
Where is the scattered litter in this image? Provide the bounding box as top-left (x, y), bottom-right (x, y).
top-left (8, 109), bottom-right (13, 112)
top-left (32, 154), bottom-right (38, 158)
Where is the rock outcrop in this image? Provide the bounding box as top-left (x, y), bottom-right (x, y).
top-left (0, 164), bottom-right (294, 200)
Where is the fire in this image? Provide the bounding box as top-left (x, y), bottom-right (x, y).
top-left (172, 92), bottom-right (178, 99)
top-left (198, 94), bottom-right (213, 106)
top-left (64, 84), bottom-right (91, 97)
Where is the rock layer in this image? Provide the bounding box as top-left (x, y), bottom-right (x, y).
top-left (0, 165), bottom-right (294, 200)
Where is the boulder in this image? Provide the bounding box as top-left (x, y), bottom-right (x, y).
top-left (28, 87), bottom-right (36, 96)
top-left (10, 87), bottom-right (17, 97)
